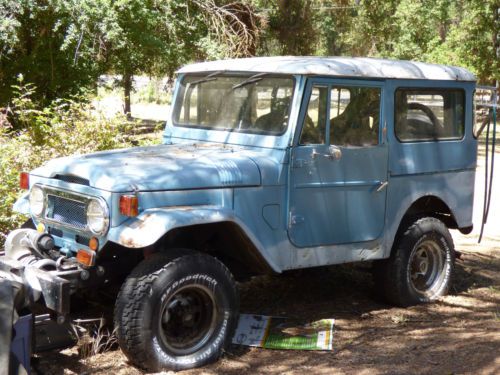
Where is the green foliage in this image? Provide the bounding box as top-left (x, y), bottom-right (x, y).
top-left (252, 0), bottom-right (499, 84)
top-left (431, 0), bottom-right (500, 84)
top-left (0, 0), bottom-right (226, 110)
top-left (0, 77), bottom-right (134, 239)
top-left (133, 79), bottom-right (171, 105)
top-left (1, 0), bottom-right (499, 108)
top-left (0, 0), bottom-right (105, 105)
top-left (379, 0), bottom-right (499, 84)
top-left (102, 0), bottom-right (206, 78)
top-left (315, 0), bottom-right (356, 56)
top-left (256, 0), bottom-right (317, 55)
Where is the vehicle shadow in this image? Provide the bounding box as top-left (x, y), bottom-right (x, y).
top-left (33, 249), bottom-right (499, 375)
top-left (221, 250), bottom-right (500, 375)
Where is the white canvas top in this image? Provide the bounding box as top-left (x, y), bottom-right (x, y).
top-left (178, 56), bottom-right (476, 82)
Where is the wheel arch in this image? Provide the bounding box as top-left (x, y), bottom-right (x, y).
top-left (153, 221), bottom-right (275, 278)
top-left (106, 207), bottom-right (279, 278)
top-left (404, 195), bottom-right (459, 228)
top-left (385, 194), bottom-right (464, 258)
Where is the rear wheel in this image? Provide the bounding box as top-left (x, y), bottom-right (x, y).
top-left (374, 217), bottom-right (455, 306)
top-left (115, 251), bottom-right (239, 371)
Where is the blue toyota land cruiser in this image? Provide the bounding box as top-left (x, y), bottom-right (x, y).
top-left (0, 57), bottom-right (477, 371)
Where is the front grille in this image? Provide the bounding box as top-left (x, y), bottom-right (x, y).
top-left (47, 195), bottom-right (87, 229)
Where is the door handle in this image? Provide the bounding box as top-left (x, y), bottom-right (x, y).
top-left (312, 145), bottom-right (342, 161)
top-left (376, 181), bottom-right (388, 192)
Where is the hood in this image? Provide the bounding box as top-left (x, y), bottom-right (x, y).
top-left (31, 144), bottom-right (262, 192)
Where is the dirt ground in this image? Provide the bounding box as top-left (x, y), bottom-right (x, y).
top-left (32, 138), bottom-right (500, 375)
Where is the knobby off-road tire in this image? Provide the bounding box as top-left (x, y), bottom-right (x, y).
top-left (114, 251), bottom-right (239, 372)
top-left (374, 217), bottom-right (455, 307)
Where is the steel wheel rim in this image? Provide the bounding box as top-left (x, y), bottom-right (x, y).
top-left (409, 239), bottom-right (445, 294)
top-left (159, 284), bottom-right (217, 356)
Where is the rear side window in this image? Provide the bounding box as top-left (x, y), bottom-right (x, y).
top-left (395, 89), bottom-right (465, 142)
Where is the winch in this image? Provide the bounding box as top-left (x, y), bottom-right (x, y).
top-left (0, 229), bottom-right (81, 375)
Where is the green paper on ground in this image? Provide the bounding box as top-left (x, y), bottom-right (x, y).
top-left (232, 314), bottom-right (334, 350)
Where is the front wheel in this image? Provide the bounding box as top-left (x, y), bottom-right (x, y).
top-left (114, 251), bottom-right (239, 371)
top-left (373, 217), bottom-right (455, 306)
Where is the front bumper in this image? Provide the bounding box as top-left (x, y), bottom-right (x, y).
top-left (0, 258), bottom-right (73, 314)
top-left (0, 229), bottom-right (86, 315)
top-left (0, 229), bottom-right (106, 374)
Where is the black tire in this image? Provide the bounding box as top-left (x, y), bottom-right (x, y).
top-left (114, 250), bottom-right (239, 371)
top-left (373, 217), bottom-right (455, 307)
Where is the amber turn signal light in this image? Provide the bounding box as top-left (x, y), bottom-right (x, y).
top-left (89, 237), bottom-right (99, 251)
top-left (76, 249), bottom-right (95, 267)
top-left (119, 195), bottom-right (139, 217)
top-left (20, 172), bottom-right (29, 190)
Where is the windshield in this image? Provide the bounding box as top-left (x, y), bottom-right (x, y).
top-left (173, 74), bottom-right (295, 135)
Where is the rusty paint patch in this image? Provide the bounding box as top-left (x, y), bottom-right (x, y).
top-left (118, 234), bottom-right (140, 248)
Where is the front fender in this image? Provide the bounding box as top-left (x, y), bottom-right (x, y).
top-left (13, 193), bottom-right (30, 215)
top-left (107, 205), bottom-right (280, 272)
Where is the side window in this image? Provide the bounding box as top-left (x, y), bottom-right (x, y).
top-left (299, 86), bottom-right (328, 145)
top-left (395, 89), bottom-right (464, 141)
top-left (330, 86), bottom-right (380, 147)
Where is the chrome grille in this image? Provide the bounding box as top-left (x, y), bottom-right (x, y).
top-left (47, 195), bottom-right (87, 229)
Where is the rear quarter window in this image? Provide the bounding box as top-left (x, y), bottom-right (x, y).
top-left (395, 89), bottom-right (465, 142)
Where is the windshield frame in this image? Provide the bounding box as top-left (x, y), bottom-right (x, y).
top-left (172, 72), bottom-right (296, 137)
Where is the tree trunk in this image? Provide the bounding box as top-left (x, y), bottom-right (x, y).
top-left (123, 71), bottom-right (132, 119)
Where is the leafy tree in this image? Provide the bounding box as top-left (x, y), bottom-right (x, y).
top-left (1, 0), bottom-right (262, 115)
top-left (102, 0), bottom-right (262, 115)
top-left (386, 0), bottom-right (499, 84)
top-left (255, 0), bottom-right (318, 55)
top-left (429, 0), bottom-right (499, 84)
top-left (99, 0), bottom-right (206, 115)
top-left (343, 0), bottom-right (499, 84)
top-left (315, 0), bottom-right (357, 56)
top-left (342, 0), bottom-right (399, 56)
top-left (1, 0), bottom-right (498, 110)
top-left (0, 0), bottom-right (104, 106)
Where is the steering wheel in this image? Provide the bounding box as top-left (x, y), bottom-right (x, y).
top-left (408, 102), bottom-right (441, 128)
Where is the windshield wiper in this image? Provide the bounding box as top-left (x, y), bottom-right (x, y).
top-left (189, 71), bottom-right (223, 86)
top-left (231, 72), bottom-right (268, 90)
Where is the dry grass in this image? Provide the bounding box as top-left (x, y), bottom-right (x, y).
top-left (72, 318), bottom-right (118, 360)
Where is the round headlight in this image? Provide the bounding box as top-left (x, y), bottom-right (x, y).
top-left (87, 199), bottom-right (109, 235)
top-left (29, 185), bottom-right (45, 217)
